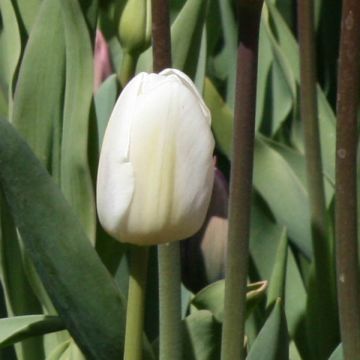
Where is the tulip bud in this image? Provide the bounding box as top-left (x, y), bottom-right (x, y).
top-left (118, 0), bottom-right (151, 55)
top-left (97, 69), bottom-right (215, 245)
top-left (94, 30), bottom-right (113, 92)
top-left (181, 168), bottom-right (228, 293)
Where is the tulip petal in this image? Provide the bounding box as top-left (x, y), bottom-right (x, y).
top-left (123, 74), bottom-right (214, 244)
top-left (96, 74), bottom-right (146, 239)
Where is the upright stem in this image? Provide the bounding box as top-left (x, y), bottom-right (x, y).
top-left (297, 1), bottom-right (337, 357)
top-left (158, 243), bottom-right (182, 360)
top-left (124, 246), bottom-right (149, 360)
top-left (336, 1), bottom-right (360, 359)
top-left (151, 0), bottom-right (172, 72)
top-left (119, 52), bottom-right (137, 87)
top-left (221, 2), bottom-right (263, 360)
top-left (151, 1), bottom-right (181, 360)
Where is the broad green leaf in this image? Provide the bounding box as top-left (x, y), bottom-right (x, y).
top-left (171, 0), bottom-right (207, 79)
top-left (205, 78), bottom-right (311, 257)
top-left (246, 299), bottom-right (289, 360)
top-left (0, 315), bottom-right (65, 349)
top-left (253, 137), bottom-right (312, 258)
top-left (0, 118), bottom-right (153, 360)
top-left (250, 197), bottom-right (286, 281)
top-left (191, 280), bottom-right (267, 323)
top-left (266, 229), bottom-right (288, 307)
top-left (266, 2), bottom-right (336, 186)
top-left (60, 0), bottom-right (96, 243)
top-left (0, 0), bottom-right (22, 104)
top-left (262, 4), bottom-right (297, 135)
top-left (203, 78), bottom-right (232, 158)
top-left (182, 310), bottom-right (221, 360)
top-left (9, 0), bottom-right (42, 36)
top-left (11, 0), bottom-right (65, 171)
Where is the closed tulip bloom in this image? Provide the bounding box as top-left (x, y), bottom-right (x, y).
top-left (97, 69), bottom-right (215, 245)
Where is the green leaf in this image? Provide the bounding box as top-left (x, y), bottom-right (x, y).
top-left (0, 118), bottom-right (127, 359)
top-left (60, 0), bottom-right (96, 243)
top-left (253, 137), bottom-right (311, 258)
top-left (0, 315), bottom-right (65, 349)
top-left (0, 0), bottom-right (22, 100)
top-left (203, 77), bottom-right (232, 158)
top-left (284, 249), bottom-right (308, 359)
top-left (94, 74), bottom-right (118, 148)
top-left (205, 78), bottom-right (311, 257)
top-left (246, 299), bottom-right (289, 360)
top-left (171, 0), bottom-right (207, 79)
top-left (0, 196), bottom-right (45, 360)
top-left (261, 5), bottom-right (296, 135)
top-left (215, 0), bottom-right (237, 109)
top-left (191, 280), bottom-right (267, 323)
top-left (255, 19), bottom-right (273, 131)
top-left (12, 0), bottom-right (65, 171)
top-left (45, 340), bottom-right (70, 360)
top-left (266, 2), bottom-right (336, 187)
top-left (10, 0), bottom-right (42, 36)
top-left (328, 344), bottom-right (343, 360)
top-left (266, 228), bottom-right (288, 307)
top-left (182, 310), bottom-right (221, 360)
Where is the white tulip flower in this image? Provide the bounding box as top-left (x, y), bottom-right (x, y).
top-left (96, 69), bottom-right (215, 245)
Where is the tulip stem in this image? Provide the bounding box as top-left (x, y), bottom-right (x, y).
top-left (120, 52), bottom-right (137, 87)
top-left (158, 242), bottom-right (182, 360)
top-left (221, 2), bottom-right (263, 360)
top-left (336, 1), bottom-right (360, 359)
top-left (124, 245), bottom-right (149, 360)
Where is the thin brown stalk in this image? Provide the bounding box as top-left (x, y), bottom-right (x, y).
top-left (221, 2), bottom-right (264, 360)
top-left (151, 0), bottom-right (171, 72)
top-left (336, 1), bottom-right (360, 359)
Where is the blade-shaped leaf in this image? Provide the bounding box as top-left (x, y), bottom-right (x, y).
top-left (253, 137), bottom-right (311, 258)
top-left (171, 0), bottom-right (207, 79)
top-left (0, 315), bottom-right (65, 349)
top-left (12, 0), bottom-right (65, 172)
top-left (246, 299), bottom-right (289, 360)
top-left (0, 118), bottom-right (134, 359)
top-left (60, 0), bottom-right (96, 243)
top-left (266, 228), bottom-right (288, 307)
top-left (182, 310), bottom-right (221, 360)
top-left (191, 280), bottom-right (267, 323)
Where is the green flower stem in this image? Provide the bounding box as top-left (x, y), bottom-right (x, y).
top-left (220, 2), bottom-right (263, 360)
top-left (297, 0), bottom-right (338, 357)
top-left (336, 1), bottom-right (360, 359)
top-left (119, 52), bottom-right (137, 87)
top-left (124, 246), bottom-right (149, 360)
top-left (158, 242), bottom-right (182, 360)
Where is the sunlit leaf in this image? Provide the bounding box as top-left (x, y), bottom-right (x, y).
top-left (0, 315), bottom-right (64, 349)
